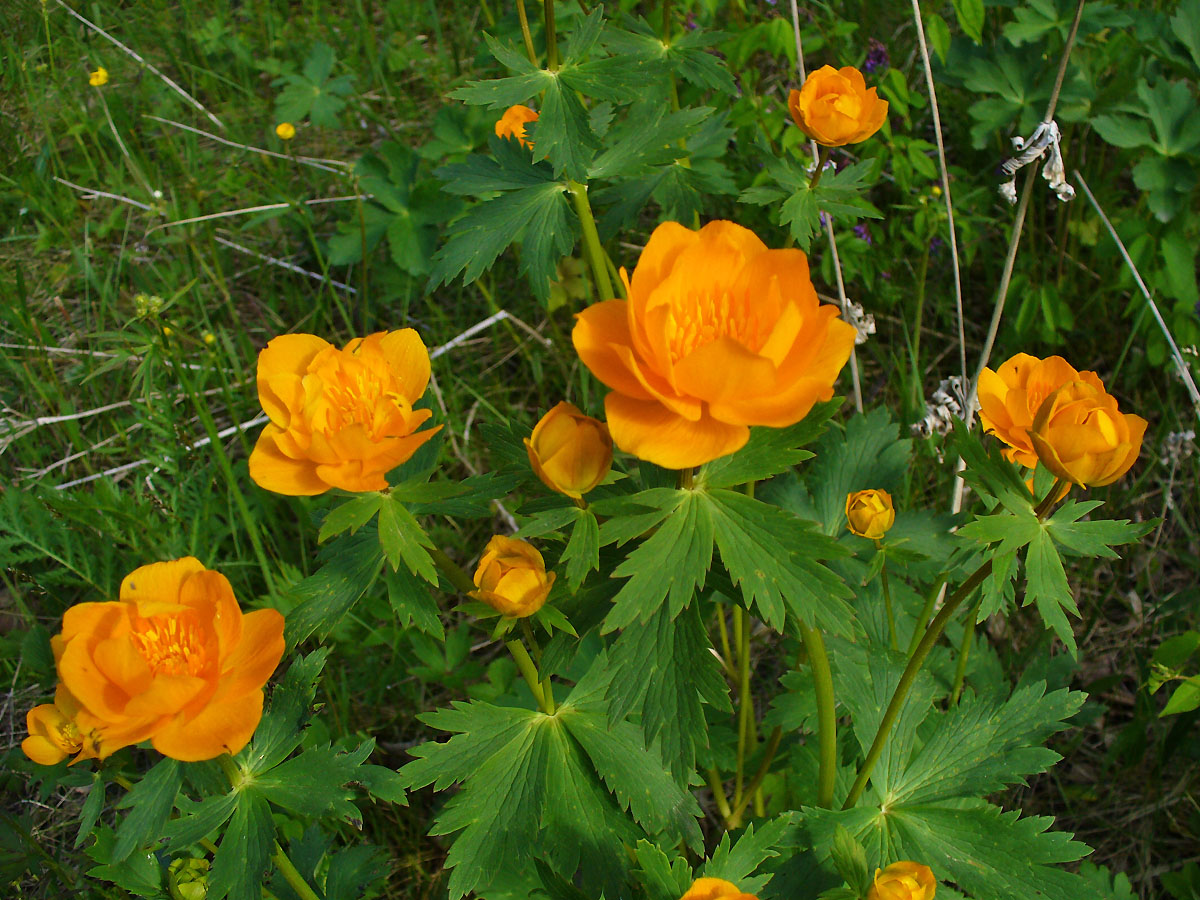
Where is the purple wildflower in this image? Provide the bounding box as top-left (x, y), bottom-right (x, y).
top-left (853, 223), bottom-right (872, 245)
top-left (930, 236), bottom-right (945, 255)
top-left (864, 39), bottom-right (889, 74)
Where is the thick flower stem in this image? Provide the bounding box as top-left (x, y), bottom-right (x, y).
top-left (727, 725), bottom-right (783, 827)
top-left (567, 180), bottom-right (615, 302)
top-left (545, 0), bottom-right (558, 70)
top-left (906, 574), bottom-right (946, 658)
top-left (515, 0), bottom-right (537, 66)
top-left (506, 639), bottom-right (553, 713)
top-left (808, 145), bottom-right (832, 192)
top-left (733, 607), bottom-right (757, 815)
top-left (706, 767), bottom-right (734, 821)
top-left (272, 841), bottom-right (322, 900)
top-left (799, 622), bottom-right (837, 808)
top-left (843, 560), bottom-right (992, 809)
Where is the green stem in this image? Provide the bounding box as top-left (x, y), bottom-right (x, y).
top-left (879, 557), bottom-right (899, 652)
top-left (808, 146), bottom-right (832, 192)
top-left (907, 574), bottom-right (946, 657)
top-left (426, 544), bottom-right (478, 595)
top-left (478, 0), bottom-right (495, 27)
top-left (515, 0), bottom-right (538, 66)
top-left (733, 607), bottom-right (754, 809)
top-left (272, 841), bottom-right (321, 900)
top-left (567, 180), bottom-right (614, 301)
top-left (727, 725), bottom-right (782, 826)
top-left (800, 623), bottom-right (837, 808)
top-left (715, 607), bottom-right (737, 680)
top-left (506, 639), bottom-right (552, 712)
top-left (545, 0), bottom-right (558, 70)
top-left (706, 767), bottom-right (734, 821)
top-left (843, 560), bottom-right (993, 809)
top-left (950, 597), bottom-right (983, 705)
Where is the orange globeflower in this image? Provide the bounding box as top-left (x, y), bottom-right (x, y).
top-left (249, 331), bottom-right (441, 495)
top-left (47, 558), bottom-right (285, 762)
top-left (977, 353), bottom-right (1104, 468)
top-left (679, 877), bottom-right (758, 900)
top-left (1029, 380), bottom-right (1146, 487)
top-left (495, 104), bottom-right (539, 148)
top-left (867, 861), bottom-right (937, 900)
top-left (572, 220), bottom-right (856, 469)
top-left (846, 489), bottom-right (895, 539)
top-left (22, 687), bottom-right (90, 766)
top-left (472, 536), bottom-right (555, 618)
top-left (525, 401), bottom-right (613, 499)
top-left (789, 65), bottom-right (888, 147)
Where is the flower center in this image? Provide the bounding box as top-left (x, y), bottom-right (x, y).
top-left (57, 719), bottom-right (82, 753)
top-left (131, 616), bottom-right (207, 677)
top-left (316, 355), bottom-right (408, 441)
top-left (668, 288), bottom-right (768, 361)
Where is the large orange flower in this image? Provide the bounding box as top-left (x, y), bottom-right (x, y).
top-left (1029, 380), bottom-right (1146, 487)
top-left (789, 65), bottom-right (888, 147)
top-left (679, 878), bottom-right (757, 900)
top-left (250, 330), bottom-right (441, 495)
top-left (977, 353), bottom-right (1103, 468)
top-left (49, 558), bottom-right (285, 762)
top-left (572, 220), bottom-right (856, 469)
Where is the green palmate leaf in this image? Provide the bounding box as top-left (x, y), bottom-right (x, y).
top-left (385, 563), bottom-right (444, 639)
top-left (255, 741), bottom-right (376, 825)
top-left (602, 15), bottom-right (736, 93)
top-left (436, 135), bottom-right (557, 195)
top-left (244, 650), bottom-right (328, 774)
top-left (949, 418), bottom-right (1036, 514)
top-left (634, 839), bottom-right (695, 900)
top-left (1025, 528), bottom-right (1078, 656)
top-left (403, 471), bottom-right (524, 518)
top-left (952, 0), bottom-right (985, 42)
top-left (112, 758), bottom-right (181, 863)
top-left (704, 814), bottom-right (796, 892)
top-left (528, 79), bottom-right (602, 182)
top-left (165, 791), bottom-right (239, 850)
top-left (594, 487), bottom-right (681, 547)
top-left (1044, 500), bottom-right (1153, 557)
top-left (208, 791), bottom-right (275, 900)
top-left (705, 488), bottom-right (853, 634)
top-left (518, 504), bottom-right (582, 539)
top-left (957, 510), bottom-right (1041, 556)
top-left (318, 493), bottom-right (383, 543)
top-left (428, 181), bottom-right (573, 302)
top-left (284, 533), bottom-right (385, 648)
top-left (85, 827), bottom-right (166, 898)
top-left (559, 656), bottom-right (703, 848)
top-left (401, 698), bottom-right (633, 898)
top-left (888, 682), bottom-right (1085, 805)
top-left (378, 491), bottom-right (439, 583)
top-left (75, 775), bottom-right (105, 849)
top-left (603, 489), bottom-right (714, 631)
top-left (606, 603), bottom-right (730, 782)
top-left (830, 825), bottom-right (872, 898)
top-left (699, 400), bottom-right (840, 489)
top-left (561, 508), bottom-right (600, 591)
top-left (588, 105), bottom-right (713, 179)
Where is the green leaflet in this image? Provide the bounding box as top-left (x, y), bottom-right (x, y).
top-left (377, 490), bottom-right (439, 583)
top-left (283, 533), bottom-right (384, 649)
top-left (703, 814), bottom-right (796, 893)
top-left (560, 507), bottom-right (600, 591)
top-left (243, 650), bottom-right (328, 774)
top-left (698, 400), bottom-right (839, 489)
top-left (111, 758), bottom-right (181, 863)
top-left (603, 489), bottom-right (714, 632)
top-left (207, 790), bottom-right (275, 900)
top-left (605, 603), bottom-right (731, 783)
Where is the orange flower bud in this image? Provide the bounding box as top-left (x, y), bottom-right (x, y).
top-left (472, 536), bottom-right (556, 617)
top-left (249, 331), bottom-right (442, 495)
top-left (48, 558), bottom-right (285, 762)
top-left (678, 877), bottom-right (758, 900)
top-left (1029, 380), bottom-right (1147, 487)
top-left (495, 104), bottom-right (539, 148)
top-left (788, 65), bottom-right (888, 147)
top-left (524, 401), bottom-right (613, 499)
top-left (867, 861), bottom-right (937, 900)
top-left (977, 353), bottom-right (1103, 468)
top-left (846, 489), bottom-right (895, 539)
top-left (572, 220), bottom-right (856, 469)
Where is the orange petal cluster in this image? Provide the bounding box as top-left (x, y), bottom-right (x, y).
top-left (867, 861), bottom-right (937, 900)
top-left (495, 104), bottom-right (539, 148)
top-left (249, 330), bottom-right (441, 495)
top-left (977, 353), bottom-right (1103, 468)
top-left (789, 65), bottom-right (888, 147)
top-left (525, 401), bottom-right (613, 499)
top-left (27, 558), bottom-right (285, 763)
top-left (678, 877), bottom-right (758, 900)
top-left (572, 220), bottom-right (856, 469)
top-left (1030, 380), bottom-right (1147, 487)
top-left (471, 536), bottom-right (556, 618)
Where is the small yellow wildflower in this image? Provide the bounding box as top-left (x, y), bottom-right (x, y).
top-left (162, 326), bottom-right (173, 338)
top-left (275, 122), bottom-right (296, 140)
top-left (202, 332), bottom-right (216, 346)
top-left (931, 184), bottom-right (943, 197)
top-left (89, 67), bottom-right (109, 87)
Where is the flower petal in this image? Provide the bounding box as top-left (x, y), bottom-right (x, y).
top-left (379, 329), bottom-right (432, 401)
top-left (258, 334), bottom-right (330, 423)
top-left (573, 300), bottom-right (654, 400)
top-left (249, 423), bottom-right (330, 495)
top-left (120, 558), bottom-right (207, 606)
top-left (604, 392), bottom-right (748, 469)
top-left (151, 689), bottom-right (265, 761)
top-left (214, 608), bottom-right (286, 702)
